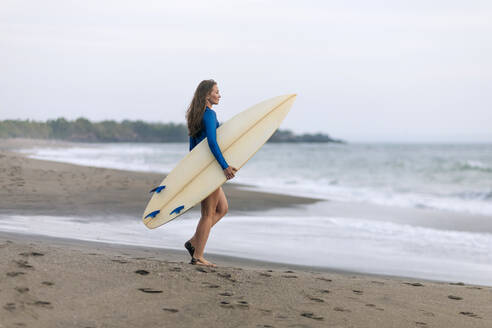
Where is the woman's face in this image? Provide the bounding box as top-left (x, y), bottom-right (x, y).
top-left (208, 84), bottom-right (221, 106)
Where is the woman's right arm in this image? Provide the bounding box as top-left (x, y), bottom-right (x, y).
top-left (203, 110), bottom-right (229, 170)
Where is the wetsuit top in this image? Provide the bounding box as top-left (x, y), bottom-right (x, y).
top-left (189, 107), bottom-right (229, 170)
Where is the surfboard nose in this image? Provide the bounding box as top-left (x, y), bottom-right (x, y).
top-left (275, 94), bottom-right (297, 107)
top-left (282, 94), bottom-right (297, 105)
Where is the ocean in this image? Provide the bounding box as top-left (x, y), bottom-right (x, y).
top-left (3, 142), bottom-right (491, 285)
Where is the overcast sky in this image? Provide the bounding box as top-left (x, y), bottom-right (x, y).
top-left (1, 0), bottom-right (491, 142)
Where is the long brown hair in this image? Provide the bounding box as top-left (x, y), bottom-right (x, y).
top-left (186, 79), bottom-right (217, 137)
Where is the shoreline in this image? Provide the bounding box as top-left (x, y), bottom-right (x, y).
top-left (0, 231), bottom-right (412, 282)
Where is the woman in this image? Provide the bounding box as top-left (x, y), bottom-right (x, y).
top-left (184, 79), bottom-right (237, 267)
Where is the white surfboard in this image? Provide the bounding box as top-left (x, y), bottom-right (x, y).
top-left (142, 94), bottom-right (297, 229)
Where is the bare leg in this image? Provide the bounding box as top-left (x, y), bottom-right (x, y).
top-left (190, 188), bottom-right (220, 266)
top-left (211, 187), bottom-right (228, 228)
top-left (188, 187), bottom-right (229, 266)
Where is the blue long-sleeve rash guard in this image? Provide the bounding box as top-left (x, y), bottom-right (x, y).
top-left (189, 107), bottom-right (229, 170)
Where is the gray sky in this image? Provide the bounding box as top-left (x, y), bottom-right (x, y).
top-left (1, 0), bottom-right (491, 142)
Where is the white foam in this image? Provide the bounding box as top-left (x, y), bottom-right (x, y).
top-left (460, 160), bottom-right (492, 171)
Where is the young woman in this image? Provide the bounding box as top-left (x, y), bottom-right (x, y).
top-left (184, 79), bottom-right (237, 267)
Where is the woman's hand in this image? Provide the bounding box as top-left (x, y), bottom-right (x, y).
top-left (223, 166), bottom-right (238, 180)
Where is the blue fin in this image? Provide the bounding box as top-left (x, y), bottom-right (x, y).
top-left (149, 185), bottom-right (166, 194)
top-left (144, 210), bottom-right (160, 219)
top-left (170, 205), bottom-right (184, 215)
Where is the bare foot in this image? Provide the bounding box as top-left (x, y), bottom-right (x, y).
top-left (192, 257), bottom-right (217, 267)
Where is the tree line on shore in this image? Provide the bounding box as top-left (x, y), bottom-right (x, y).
top-left (0, 118), bottom-right (344, 143)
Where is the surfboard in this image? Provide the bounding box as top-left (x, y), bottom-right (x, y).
top-left (142, 94), bottom-right (297, 229)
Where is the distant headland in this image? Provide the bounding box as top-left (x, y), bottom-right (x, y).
top-left (0, 118), bottom-right (345, 143)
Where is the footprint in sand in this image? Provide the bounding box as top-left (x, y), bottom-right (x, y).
top-left (217, 272), bottom-right (231, 278)
top-left (135, 270), bottom-right (150, 275)
top-left (14, 260), bottom-right (33, 269)
top-left (19, 252), bottom-right (44, 257)
top-left (259, 309), bottom-right (272, 313)
top-left (301, 312), bottom-right (324, 321)
top-left (353, 289), bottom-right (363, 295)
top-left (220, 301), bottom-right (234, 309)
top-left (162, 308), bottom-right (179, 313)
top-left (219, 292), bottom-right (233, 296)
top-left (371, 280), bottom-right (385, 285)
top-left (419, 309), bottom-right (435, 317)
top-left (363, 304), bottom-right (383, 311)
top-left (236, 300), bottom-right (249, 308)
top-left (333, 307), bottom-right (351, 312)
top-left (415, 322), bottom-right (427, 326)
top-left (316, 277), bottom-right (332, 282)
top-left (459, 311), bottom-right (482, 319)
top-left (15, 287), bottom-right (29, 293)
top-left (448, 295), bottom-right (463, 300)
top-left (259, 273), bottom-right (272, 277)
top-left (307, 296), bottom-right (324, 303)
top-left (111, 259), bottom-right (129, 264)
top-left (403, 282), bottom-right (424, 287)
top-left (201, 282), bottom-right (220, 288)
top-left (4, 303), bottom-right (16, 311)
top-left (217, 272), bottom-right (236, 282)
top-left (42, 281), bottom-right (55, 286)
top-left (31, 300), bottom-right (53, 309)
top-left (7, 272), bottom-right (26, 277)
top-left (138, 288), bottom-right (163, 294)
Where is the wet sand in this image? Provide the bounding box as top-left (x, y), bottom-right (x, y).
top-left (1, 138), bottom-right (492, 327)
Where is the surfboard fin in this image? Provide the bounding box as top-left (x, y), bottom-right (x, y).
top-left (149, 185), bottom-right (166, 193)
top-left (144, 210), bottom-right (160, 219)
top-left (170, 205), bottom-right (184, 215)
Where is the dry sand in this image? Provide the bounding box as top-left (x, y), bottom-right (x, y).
top-left (1, 139), bottom-right (492, 327)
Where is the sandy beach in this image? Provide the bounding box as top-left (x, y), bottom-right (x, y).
top-left (1, 139), bottom-right (492, 327)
